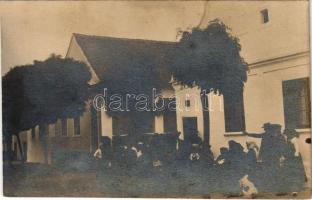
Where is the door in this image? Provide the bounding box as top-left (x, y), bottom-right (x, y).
top-left (182, 117), bottom-right (198, 141)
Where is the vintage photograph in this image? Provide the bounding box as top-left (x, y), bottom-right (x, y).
top-left (1, 1), bottom-right (311, 198)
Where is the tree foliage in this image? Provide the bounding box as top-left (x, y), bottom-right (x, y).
top-left (3, 55), bottom-right (92, 136)
top-left (170, 19), bottom-right (249, 96)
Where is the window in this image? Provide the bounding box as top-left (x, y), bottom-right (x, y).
top-left (74, 117), bottom-right (81, 136)
top-left (185, 99), bottom-right (191, 107)
top-left (261, 9), bottom-right (269, 23)
top-left (31, 127), bottom-right (36, 139)
top-left (283, 78), bottom-right (311, 129)
top-left (224, 92), bottom-right (245, 132)
top-left (61, 118), bottom-right (68, 136)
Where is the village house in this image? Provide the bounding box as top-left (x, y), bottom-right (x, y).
top-left (13, 1), bottom-right (310, 182)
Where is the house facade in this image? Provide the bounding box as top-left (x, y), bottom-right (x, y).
top-left (201, 1), bottom-right (311, 182)
top-left (16, 1), bottom-right (310, 182)
top-left (173, 1), bottom-right (311, 181)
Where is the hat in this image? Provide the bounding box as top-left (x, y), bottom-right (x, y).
top-left (262, 122), bottom-right (281, 129)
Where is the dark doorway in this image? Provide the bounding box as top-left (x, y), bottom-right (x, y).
top-left (183, 117), bottom-right (198, 141)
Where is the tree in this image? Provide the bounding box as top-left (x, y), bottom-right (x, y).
top-left (3, 55), bottom-right (91, 164)
top-left (170, 19), bottom-right (248, 146)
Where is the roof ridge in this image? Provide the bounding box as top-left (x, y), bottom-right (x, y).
top-left (72, 33), bottom-right (177, 44)
top-left (69, 32), bottom-right (174, 90)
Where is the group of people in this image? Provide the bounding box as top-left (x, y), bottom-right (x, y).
top-left (93, 122), bottom-right (307, 196)
top-left (242, 123), bottom-right (306, 195)
top-left (213, 123), bottom-right (306, 196)
top-left (94, 133), bottom-right (179, 175)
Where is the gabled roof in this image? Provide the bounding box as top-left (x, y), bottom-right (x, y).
top-left (72, 33), bottom-right (176, 90)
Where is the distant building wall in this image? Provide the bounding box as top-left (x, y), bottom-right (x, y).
top-left (200, 1), bottom-right (309, 64)
top-left (51, 102), bottom-right (92, 153)
top-left (26, 126), bottom-right (45, 163)
top-left (26, 126), bottom-right (43, 163)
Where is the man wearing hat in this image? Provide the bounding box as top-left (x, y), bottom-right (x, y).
top-left (243, 123), bottom-right (287, 193)
top-left (243, 123), bottom-right (286, 168)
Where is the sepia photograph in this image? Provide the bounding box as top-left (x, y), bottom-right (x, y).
top-left (1, 0), bottom-right (311, 198)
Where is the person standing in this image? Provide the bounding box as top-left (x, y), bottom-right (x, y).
top-left (281, 128), bottom-right (306, 195)
top-left (243, 123), bottom-right (286, 193)
top-left (243, 123), bottom-right (285, 167)
top-left (215, 147), bottom-right (229, 165)
top-left (93, 143), bottom-right (103, 172)
top-left (246, 141), bottom-right (259, 170)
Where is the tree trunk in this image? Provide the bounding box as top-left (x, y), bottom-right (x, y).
top-left (5, 133), bottom-right (13, 167)
top-left (201, 93), bottom-right (210, 147)
top-left (16, 134), bottom-right (24, 163)
top-left (43, 135), bottom-right (48, 164)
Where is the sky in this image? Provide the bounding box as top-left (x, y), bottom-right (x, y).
top-left (0, 1), bottom-right (206, 76)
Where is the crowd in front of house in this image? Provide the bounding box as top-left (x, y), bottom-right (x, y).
top-left (93, 123), bottom-right (306, 197)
